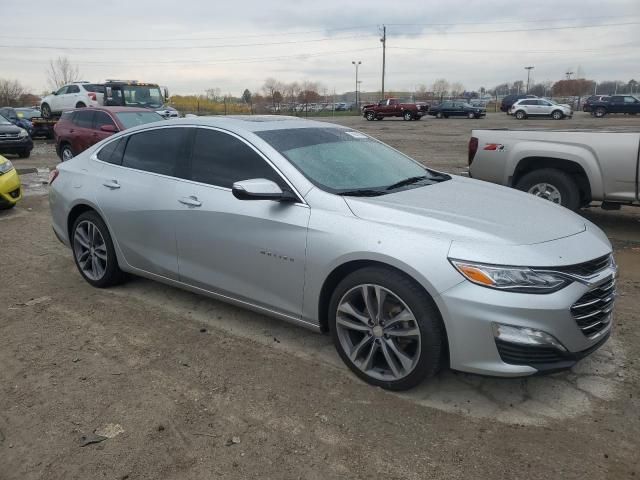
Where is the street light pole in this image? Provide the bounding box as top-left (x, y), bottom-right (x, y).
top-left (352, 60), bottom-right (361, 110)
top-left (525, 66), bottom-right (534, 93)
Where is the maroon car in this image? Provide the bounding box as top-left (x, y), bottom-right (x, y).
top-left (54, 106), bottom-right (164, 161)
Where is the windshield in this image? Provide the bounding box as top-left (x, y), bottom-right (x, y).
top-left (115, 111), bottom-right (164, 129)
top-left (0, 114), bottom-right (10, 125)
top-left (256, 127), bottom-right (448, 194)
top-left (122, 85), bottom-right (164, 108)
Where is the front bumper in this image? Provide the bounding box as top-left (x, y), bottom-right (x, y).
top-left (438, 264), bottom-right (616, 376)
top-left (0, 168), bottom-right (22, 207)
top-left (0, 137), bottom-right (33, 155)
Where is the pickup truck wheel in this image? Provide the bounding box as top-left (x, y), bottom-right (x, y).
top-left (515, 110), bottom-right (526, 120)
top-left (516, 169), bottom-right (581, 211)
top-left (436, 112), bottom-right (443, 119)
top-left (365, 111), bottom-right (375, 121)
top-left (594, 107), bottom-right (607, 118)
top-left (551, 110), bottom-right (564, 120)
top-left (403, 111), bottom-right (413, 121)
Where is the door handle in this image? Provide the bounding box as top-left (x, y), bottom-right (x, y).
top-left (178, 195), bottom-right (202, 207)
top-left (102, 180), bottom-right (120, 189)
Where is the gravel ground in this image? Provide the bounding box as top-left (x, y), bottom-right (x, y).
top-left (1, 112), bottom-right (639, 479)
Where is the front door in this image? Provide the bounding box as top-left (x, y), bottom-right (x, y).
top-left (174, 127), bottom-right (309, 318)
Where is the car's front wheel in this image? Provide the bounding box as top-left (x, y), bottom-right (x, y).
top-left (60, 144), bottom-right (74, 161)
top-left (329, 267), bottom-right (444, 391)
top-left (435, 112), bottom-right (443, 119)
top-left (72, 211), bottom-right (125, 288)
top-left (365, 111), bottom-right (375, 121)
top-left (467, 111), bottom-right (475, 119)
top-left (594, 107), bottom-right (607, 118)
top-left (41, 103), bottom-right (52, 119)
top-left (17, 150), bottom-right (30, 158)
top-left (551, 109), bottom-right (564, 120)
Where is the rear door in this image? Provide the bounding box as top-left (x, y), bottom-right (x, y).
top-left (609, 96), bottom-right (625, 113)
top-left (91, 111), bottom-right (118, 147)
top-left (70, 110), bottom-right (95, 154)
top-left (537, 99), bottom-right (553, 116)
top-left (174, 127), bottom-right (309, 317)
top-left (94, 126), bottom-right (191, 279)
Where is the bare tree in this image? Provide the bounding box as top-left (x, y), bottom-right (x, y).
top-left (450, 82), bottom-right (465, 98)
top-left (47, 56), bottom-right (80, 90)
top-left (206, 88), bottom-right (222, 102)
top-left (0, 78), bottom-right (25, 106)
top-left (432, 79), bottom-right (449, 100)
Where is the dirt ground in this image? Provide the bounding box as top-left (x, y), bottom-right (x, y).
top-left (1, 112), bottom-right (639, 479)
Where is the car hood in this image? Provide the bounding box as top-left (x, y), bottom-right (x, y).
top-left (0, 123), bottom-right (21, 134)
top-left (343, 175), bottom-right (586, 246)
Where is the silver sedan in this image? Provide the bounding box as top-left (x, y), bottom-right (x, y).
top-left (49, 116), bottom-right (616, 390)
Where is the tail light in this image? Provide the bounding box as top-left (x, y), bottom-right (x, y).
top-left (88, 92), bottom-right (97, 101)
top-left (48, 168), bottom-right (59, 185)
top-left (468, 136), bottom-right (479, 166)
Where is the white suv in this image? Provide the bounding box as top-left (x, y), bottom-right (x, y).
top-left (41, 82), bottom-right (105, 118)
top-left (510, 98), bottom-right (572, 120)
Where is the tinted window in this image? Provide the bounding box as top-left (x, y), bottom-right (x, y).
top-left (190, 129), bottom-right (284, 188)
top-left (122, 128), bottom-right (187, 175)
top-left (97, 137), bottom-right (126, 165)
top-left (624, 96), bottom-right (637, 103)
top-left (94, 111), bottom-right (116, 129)
top-left (67, 85), bottom-right (80, 94)
top-left (83, 84), bottom-right (105, 93)
top-left (115, 111), bottom-right (163, 129)
top-left (73, 110), bottom-right (94, 128)
top-left (519, 100), bottom-right (534, 105)
top-left (611, 96), bottom-right (624, 102)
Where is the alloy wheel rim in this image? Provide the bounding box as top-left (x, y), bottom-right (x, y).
top-left (336, 284), bottom-right (421, 381)
top-left (73, 220), bottom-right (108, 281)
top-left (62, 148), bottom-right (73, 161)
top-left (528, 182), bottom-right (562, 203)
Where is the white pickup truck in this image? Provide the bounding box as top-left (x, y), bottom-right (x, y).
top-left (468, 129), bottom-right (640, 210)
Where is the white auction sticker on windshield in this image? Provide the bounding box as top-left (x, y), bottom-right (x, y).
top-left (345, 131), bottom-right (368, 139)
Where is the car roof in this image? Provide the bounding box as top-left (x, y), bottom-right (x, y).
top-left (128, 115), bottom-right (346, 135)
top-left (64, 106), bottom-right (159, 114)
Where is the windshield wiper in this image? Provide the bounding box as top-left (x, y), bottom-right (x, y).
top-left (385, 175), bottom-right (428, 191)
top-left (336, 189), bottom-right (388, 197)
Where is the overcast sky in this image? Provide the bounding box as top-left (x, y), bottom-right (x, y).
top-left (2, 0), bottom-right (639, 96)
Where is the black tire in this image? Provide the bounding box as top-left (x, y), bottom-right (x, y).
top-left (403, 111), bottom-right (413, 121)
top-left (41, 103), bottom-right (52, 119)
top-left (60, 144), bottom-right (74, 161)
top-left (594, 107), bottom-right (607, 118)
top-left (365, 111), bottom-right (375, 121)
top-left (75, 102), bottom-right (86, 108)
top-left (328, 266), bottom-right (444, 391)
top-left (443, 114), bottom-right (449, 119)
top-left (375, 116), bottom-right (383, 120)
top-left (467, 111), bottom-right (475, 119)
top-left (0, 202), bottom-right (16, 211)
top-left (435, 111), bottom-right (443, 119)
top-left (515, 110), bottom-right (526, 120)
top-left (18, 150), bottom-right (30, 158)
top-left (71, 211), bottom-right (126, 288)
top-left (551, 109), bottom-right (564, 120)
top-left (515, 168), bottom-right (581, 211)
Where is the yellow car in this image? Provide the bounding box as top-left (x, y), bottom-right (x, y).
top-left (0, 154), bottom-right (22, 209)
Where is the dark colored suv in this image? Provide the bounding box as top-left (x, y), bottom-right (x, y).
top-left (500, 94), bottom-right (537, 113)
top-left (590, 95), bottom-right (640, 117)
top-left (54, 106), bottom-right (163, 161)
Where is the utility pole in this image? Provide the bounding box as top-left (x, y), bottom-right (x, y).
top-left (525, 66), bottom-right (534, 93)
top-left (352, 60), bottom-right (361, 110)
top-left (380, 25), bottom-right (386, 100)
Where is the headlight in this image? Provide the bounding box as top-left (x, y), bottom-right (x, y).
top-left (450, 259), bottom-right (571, 293)
top-left (18, 128), bottom-right (28, 137)
top-left (0, 159), bottom-right (15, 174)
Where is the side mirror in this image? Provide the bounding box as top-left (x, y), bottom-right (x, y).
top-left (100, 124), bottom-right (118, 133)
top-left (232, 178), bottom-right (297, 202)
top-left (51, 91), bottom-right (57, 95)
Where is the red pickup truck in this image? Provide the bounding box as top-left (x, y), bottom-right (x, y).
top-left (362, 98), bottom-right (429, 121)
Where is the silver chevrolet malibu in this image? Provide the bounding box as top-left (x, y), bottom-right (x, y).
top-left (49, 116), bottom-right (616, 390)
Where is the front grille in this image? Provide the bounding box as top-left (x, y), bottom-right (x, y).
top-left (0, 132), bottom-right (20, 139)
top-left (548, 254), bottom-right (611, 277)
top-left (9, 187), bottom-right (20, 199)
top-left (571, 276), bottom-right (615, 337)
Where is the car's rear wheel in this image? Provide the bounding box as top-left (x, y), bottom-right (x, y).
top-left (551, 109), bottom-right (564, 120)
top-left (594, 107), bottom-right (607, 118)
top-left (515, 110), bottom-right (526, 120)
top-left (515, 168), bottom-right (581, 211)
top-left (60, 144), bottom-right (74, 161)
top-left (329, 267), bottom-right (444, 391)
top-left (403, 111), bottom-right (413, 121)
top-left (365, 111), bottom-right (375, 121)
top-left (72, 211), bottom-right (125, 288)
top-left (435, 112), bottom-right (443, 119)
top-left (75, 102), bottom-right (86, 108)
top-left (41, 103), bottom-right (52, 119)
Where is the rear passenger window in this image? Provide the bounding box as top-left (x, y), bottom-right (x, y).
top-left (122, 128), bottom-right (187, 176)
top-left (190, 129), bottom-right (284, 189)
top-left (73, 110), bottom-right (94, 128)
top-left (97, 137), bottom-right (126, 165)
top-left (94, 111), bottom-right (116, 129)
